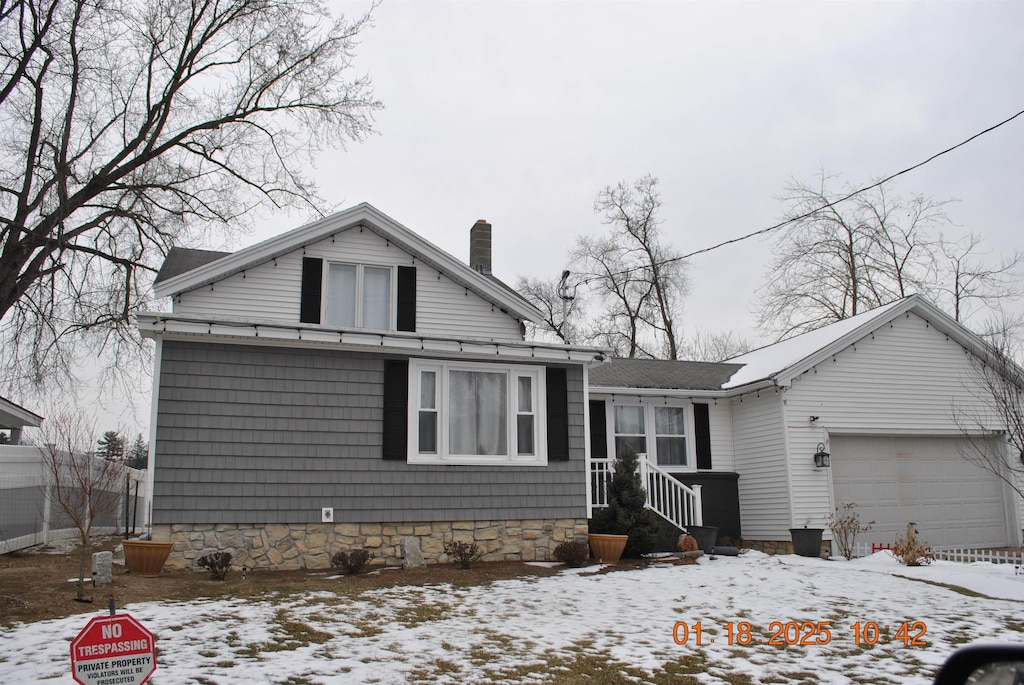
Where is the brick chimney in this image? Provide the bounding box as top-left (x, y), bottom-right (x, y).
top-left (469, 219), bottom-right (492, 275)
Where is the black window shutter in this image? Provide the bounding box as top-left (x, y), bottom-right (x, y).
top-left (382, 360), bottom-right (409, 460)
top-left (397, 266), bottom-right (417, 332)
top-left (588, 400), bottom-right (607, 459)
top-left (694, 403), bottom-right (712, 469)
top-left (300, 257), bottom-right (323, 324)
top-left (546, 367), bottom-right (569, 461)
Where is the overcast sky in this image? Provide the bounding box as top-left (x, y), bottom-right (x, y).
top-left (93, 0), bottom-right (1024, 431)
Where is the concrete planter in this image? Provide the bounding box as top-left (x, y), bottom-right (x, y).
top-left (122, 540), bottom-right (173, 577)
top-left (588, 534), bottom-right (628, 563)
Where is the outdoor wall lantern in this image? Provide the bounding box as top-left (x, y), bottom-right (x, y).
top-left (813, 443), bottom-right (831, 468)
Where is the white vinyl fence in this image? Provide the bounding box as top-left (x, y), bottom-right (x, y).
top-left (851, 540), bottom-right (1023, 566)
top-left (0, 445), bottom-right (150, 554)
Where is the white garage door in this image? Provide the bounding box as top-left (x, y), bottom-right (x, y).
top-left (830, 435), bottom-right (1010, 549)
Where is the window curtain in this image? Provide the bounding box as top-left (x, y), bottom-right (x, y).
top-left (326, 264), bottom-right (356, 326)
top-left (362, 266), bottom-right (391, 329)
top-left (449, 371), bottom-right (507, 455)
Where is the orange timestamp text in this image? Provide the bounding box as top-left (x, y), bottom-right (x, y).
top-left (672, 620), bottom-right (927, 647)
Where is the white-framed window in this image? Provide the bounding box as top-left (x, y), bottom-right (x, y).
top-left (409, 359), bottom-right (546, 465)
top-left (609, 400), bottom-right (694, 471)
top-left (325, 263), bottom-right (392, 329)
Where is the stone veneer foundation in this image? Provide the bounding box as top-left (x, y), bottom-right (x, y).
top-left (743, 539), bottom-right (833, 557)
top-left (155, 518), bottom-right (590, 570)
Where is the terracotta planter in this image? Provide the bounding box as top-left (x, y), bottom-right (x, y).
top-left (122, 540), bottom-right (173, 577)
top-left (588, 533), bottom-right (628, 563)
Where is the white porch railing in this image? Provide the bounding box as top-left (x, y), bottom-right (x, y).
top-left (591, 455), bottom-right (703, 531)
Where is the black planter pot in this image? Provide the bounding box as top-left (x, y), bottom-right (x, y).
top-left (687, 525), bottom-right (719, 552)
top-left (789, 528), bottom-right (824, 557)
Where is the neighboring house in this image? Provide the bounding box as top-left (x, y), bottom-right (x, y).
top-left (139, 203), bottom-right (606, 570)
top-left (0, 395), bottom-right (42, 445)
top-left (590, 295), bottom-right (1023, 553)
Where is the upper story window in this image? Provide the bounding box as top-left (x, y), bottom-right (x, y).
top-left (409, 359), bottom-right (546, 465)
top-left (610, 402), bottom-right (692, 470)
top-left (325, 263), bottom-right (392, 329)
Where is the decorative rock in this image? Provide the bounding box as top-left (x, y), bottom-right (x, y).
top-left (402, 536), bottom-right (425, 569)
top-left (92, 551), bottom-right (113, 585)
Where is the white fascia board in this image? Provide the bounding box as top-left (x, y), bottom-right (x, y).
top-left (588, 386), bottom-right (731, 400)
top-left (152, 203), bottom-right (545, 324)
top-left (731, 297), bottom-right (915, 389)
top-left (136, 312), bottom-right (608, 363)
top-left (772, 294), bottom-right (996, 387)
top-left (589, 378), bottom-right (776, 399)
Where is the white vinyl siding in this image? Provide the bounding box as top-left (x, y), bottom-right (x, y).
top-left (172, 226), bottom-right (523, 339)
top-left (781, 312), bottom-right (1016, 543)
top-left (782, 312), bottom-right (1004, 435)
top-left (732, 391), bottom-right (791, 540)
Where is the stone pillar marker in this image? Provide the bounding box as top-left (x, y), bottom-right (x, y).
top-left (92, 551), bottom-right (113, 585)
top-left (402, 536), bottom-right (425, 569)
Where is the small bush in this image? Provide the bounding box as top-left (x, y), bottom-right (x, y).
top-left (330, 548), bottom-right (373, 575)
top-left (444, 541), bottom-right (483, 569)
top-left (590, 445), bottom-right (661, 558)
top-left (827, 503), bottom-right (875, 560)
top-left (892, 524), bottom-right (933, 566)
top-left (553, 540), bottom-right (590, 567)
top-left (196, 551), bottom-right (232, 580)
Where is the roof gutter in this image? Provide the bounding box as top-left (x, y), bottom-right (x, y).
top-left (137, 312), bottom-right (609, 364)
top-left (590, 377), bottom-right (777, 399)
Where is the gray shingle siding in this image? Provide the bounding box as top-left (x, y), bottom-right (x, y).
top-left (154, 341), bottom-right (586, 524)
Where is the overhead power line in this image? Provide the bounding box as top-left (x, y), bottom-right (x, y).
top-left (574, 107), bottom-right (1024, 288)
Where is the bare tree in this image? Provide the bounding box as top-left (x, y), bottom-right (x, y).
top-left (514, 274), bottom-right (582, 344)
top-left (682, 329), bottom-right (753, 363)
top-left (953, 335), bottom-right (1024, 501)
top-left (0, 0), bottom-right (381, 395)
top-left (571, 175), bottom-right (688, 358)
top-left (37, 409), bottom-right (126, 601)
top-left (758, 172), bottom-right (948, 339)
top-left (934, 233), bottom-right (1024, 324)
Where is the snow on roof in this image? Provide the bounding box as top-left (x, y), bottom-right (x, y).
top-left (722, 298), bottom-right (910, 389)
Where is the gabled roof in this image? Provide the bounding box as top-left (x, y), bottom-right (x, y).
top-left (585, 296), bottom-right (994, 395)
top-left (0, 395), bottom-right (43, 430)
top-left (152, 203), bottom-right (544, 323)
top-left (590, 357), bottom-right (743, 391)
top-left (722, 294), bottom-right (989, 389)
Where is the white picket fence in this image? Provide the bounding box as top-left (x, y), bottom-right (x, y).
top-left (852, 541), bottom-right (1023, 566)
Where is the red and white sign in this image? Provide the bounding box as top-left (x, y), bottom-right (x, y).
top-left (70, 613), bottom-right (156, 685)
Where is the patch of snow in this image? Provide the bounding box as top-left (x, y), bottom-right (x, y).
top-left (4, 551), bottom-right (1023, 683)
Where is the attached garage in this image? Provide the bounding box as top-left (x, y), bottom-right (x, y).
top-left (830, 435), bottom-right (1012, 549)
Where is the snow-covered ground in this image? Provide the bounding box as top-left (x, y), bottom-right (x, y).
top-left (2, 551), bottom-right (1022, 684)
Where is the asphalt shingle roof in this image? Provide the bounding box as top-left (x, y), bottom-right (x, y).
top-left (589, 357), bottom-right (743, 391)
top-left (154, 247), bottom-right (231, 284)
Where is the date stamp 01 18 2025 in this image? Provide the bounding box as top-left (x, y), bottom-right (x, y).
top-left (672, 620), bottom-right (928, 647)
